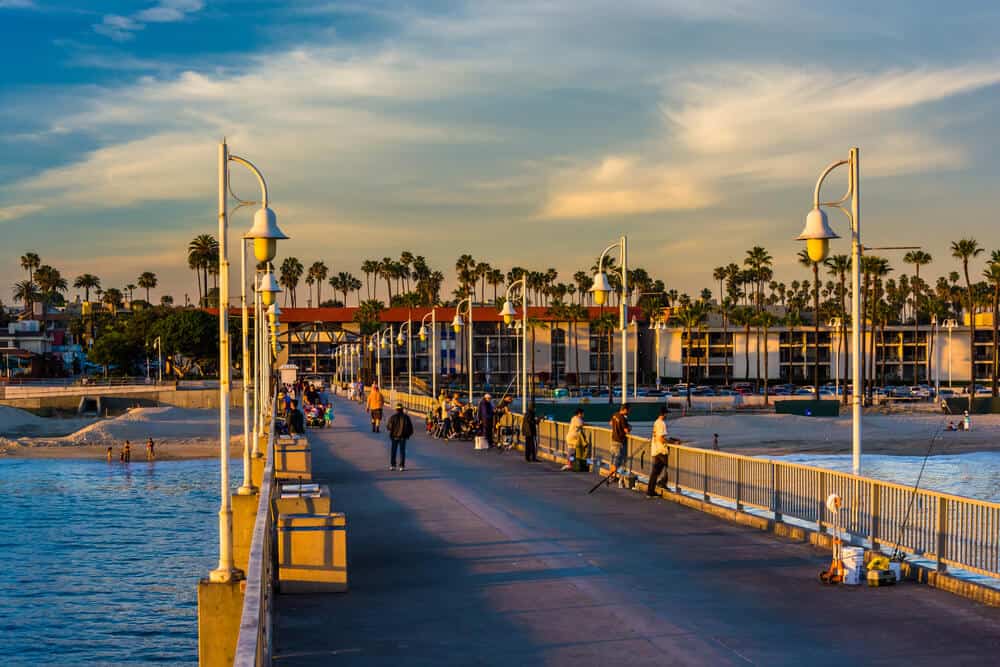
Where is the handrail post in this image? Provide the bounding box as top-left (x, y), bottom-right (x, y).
top-left (870, 481), bottom-right (881, 550)
top-left (936, 496), bottom-right (949, 573)
top-left (817, 472), bottom-right (827, 533)
top-left (771, 463), bottom-right (782, 522)
top-left (735, 458), bottom-right (743, 511)
top-left (702, 451), bottom-right (709, 502)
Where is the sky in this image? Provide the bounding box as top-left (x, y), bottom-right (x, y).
top-left (2, 0), bottom-right (1000, 304)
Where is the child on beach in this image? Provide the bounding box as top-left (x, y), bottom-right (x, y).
top-left (107, 446), bottom-right (113, 462)
top-left (146, 438), bottom-right (155, 460)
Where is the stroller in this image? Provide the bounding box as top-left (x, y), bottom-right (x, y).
top-left (494, 423), bottom-right (516, 453)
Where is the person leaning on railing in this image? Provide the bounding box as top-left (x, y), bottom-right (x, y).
top-left (646, 406), bottom-right (670, 498)
top-left (562, 408), bottom-right (586, 471)
top-left (609, 404), bottom-right (631, 486)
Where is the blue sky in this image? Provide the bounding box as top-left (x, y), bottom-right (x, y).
top-left (2, 0), bottom-right (1000, 304)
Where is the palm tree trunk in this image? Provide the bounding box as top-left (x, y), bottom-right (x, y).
top-left (744, 323), bottom-right (751, 381)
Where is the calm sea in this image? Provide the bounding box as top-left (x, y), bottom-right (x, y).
top-left (0, 458), bottom-right (230, 666)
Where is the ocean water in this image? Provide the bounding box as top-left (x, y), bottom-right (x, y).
top-left (772, 452), bottom-right (1000, 503)
top-left (0, 458), bottom-right (230, 666)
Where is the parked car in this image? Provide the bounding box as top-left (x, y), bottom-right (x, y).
top-left (793, 388), bottom-right (814, 395)
top-left (890, 386), bottom-right (912, 398)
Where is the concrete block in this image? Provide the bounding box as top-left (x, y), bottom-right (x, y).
top-left (276, 484), bottom-right (332, 515)
top-left (232, 492), bottom-right (260, 574)
top-left (275, 441), bottom-right (312, 481)
top-left (277, 513), bottom-right (348, 593)
top-left (197, 578), bottom-right (244, 667)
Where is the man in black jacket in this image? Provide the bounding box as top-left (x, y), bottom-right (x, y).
top-left (288, 400), bottom-right (306, 436)
top-left (387, 403), bottom-right (414, 471)
top-left (522, 404), bottom-right (540, 462)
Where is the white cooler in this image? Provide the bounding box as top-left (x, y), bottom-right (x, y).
top-left (474, 436), bottom-right (489, 450)
top-left (842, 546), bottom-right (865, 585)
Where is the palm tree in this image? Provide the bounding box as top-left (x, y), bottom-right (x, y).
top-left (825, 254), bottom-right (850, 404)
top-left (361, 259), bottom-right (379, 301)
top-left (137, 272), bottom-right (157, 303)
top-left (487, 268), bottom-right (505, 303)
top-left (280, 257), bottom-right (304, 307)
top-left (757, 311), bottom-right (779, 405)
top-left (11, 280), bottom-right (39, 314)
top-left (102, 287), bottom-right (124, 313)
top-left (399, 251), bottom-right (415, 293)
top-left (676, 301), bottom-right (709, 408)
top-left (308, 261), bottom-right (329, 306)
top-left (304, 273), bottom-right (315, 307)
top-left (904, 250), bottom-right (932, 382)
top-left (125, 283), bottom-right (137, 303)
top-left (951, 238), bottom-right (984, 395)
top-left (984, 251), bottom-right (1000, 397)
top-left (378, 257), bottom-right (395, 303)
top-left (798, 249), bottom-right (822, 399)
top-left (455, 254), bottom-right (476, 299)
top-left (20, 252), bottom-right (40, 286)
top-left (590, 311), bottom-right (618, 404)
top-left (188, 234), bottom-right (217, 306)
top-left (74, 274), bottom-right (101, 302)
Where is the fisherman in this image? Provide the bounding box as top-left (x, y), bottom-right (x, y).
top-left (609, 404), bottom-right (632, 487)
top-left (646, 406), bottom-right (670, 497)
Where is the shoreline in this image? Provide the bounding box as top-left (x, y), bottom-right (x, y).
top-left (0, 439), bottom-right (245, 461)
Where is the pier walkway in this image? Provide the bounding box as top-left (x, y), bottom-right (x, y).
top-left (273, 397), bottom-right (1000, 666)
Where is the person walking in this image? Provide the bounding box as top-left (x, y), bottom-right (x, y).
top-left (609, 404), bottom-right (632, 487)
top-left (646, 406), bottom-right (670, 497)
top-left (387, 403), bottom-right (414, 471)
top-left (562, 408), bottom-right (586, 471)
top-left (123, 440), bottom-right (132, 463)
top-left (477, 393), bottom-right (495, 448)
top-left (146, 438), bottom-right (156, 461)
top-left (288, 399), bottom-right (306, 436)
top-left (522, 403), bottom-right (540, 462)
top-left (367, 383), bottom-right (386, 433)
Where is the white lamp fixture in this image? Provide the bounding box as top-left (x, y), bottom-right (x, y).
top-left (589, 272), bottom-right (613, 306)
top-left (244, 206), bottom-right (288, 263)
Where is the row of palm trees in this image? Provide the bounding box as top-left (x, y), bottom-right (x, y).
top-left (674, 237), bottom-right (1000, 400)
top-left (14, 251), bottom-right (160, 315)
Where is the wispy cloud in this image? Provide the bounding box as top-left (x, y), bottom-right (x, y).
top-left (0, 204), bottom-right (43, 222)
top-left (0, 0), bottom-right (37, 9)
top-left (94, 1), bottom-right (204, 41)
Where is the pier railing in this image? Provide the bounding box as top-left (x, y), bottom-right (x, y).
top-left (234, 395), bottom-right (277, 667)
top-left (395, 391), bottom-right (1000, 581)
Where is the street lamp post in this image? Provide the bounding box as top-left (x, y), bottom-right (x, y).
top-left (795, 147), bottom-right (861, 475)
top-left (397, 320), bottom-right (414, 396)
top-left (452, 297), bottom-right (474, 402)
top-left (210, 141), bottom-right (286, 583)
top-left (629, 317), bottom-right (639, 397)
top-left (419, 310), bottom-right (437, 399)
top-left (499, 276), bottom-right (528, 408)
top-left (589, 236), bottom-right (628, 405)
top-left (514, 320), bottom-right (522, 400)
top-left (931, 315), bottom-right (939, 397)
top-left (152, 336), bottom-right (162, 384)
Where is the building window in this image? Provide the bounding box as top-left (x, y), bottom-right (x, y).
top-left (589, 329), bottom-right (613, 374)
top-left (551, 328), bottom-right (566, 384)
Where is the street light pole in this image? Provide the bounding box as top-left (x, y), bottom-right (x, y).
top-left (944, 318), bottom-right (956, 388)
top-left (796, 148), bottom-right (861, 475)
top-left (420, 310), bottom-right (437, 399)
top-left (630, 317), bottom-right (638, 397)
top-left (589, 236), bottom-right (628, 404)
top-left (499, 276), bottom-right (528, 409)
top-left (452, 297), bottom-right (474, 403)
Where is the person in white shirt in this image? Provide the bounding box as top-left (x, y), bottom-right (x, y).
top-left (646, 406), bottom-right (671, 497)
top-left (562, 408), bottom-right (586, 471)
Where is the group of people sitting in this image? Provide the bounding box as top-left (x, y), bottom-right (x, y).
top-left (427, 391), bottom-right (515, 442)
top-left (279, 380), bottom-right (334, 434)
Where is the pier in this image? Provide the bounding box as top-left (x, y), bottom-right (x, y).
top-left (260, 396), bottom-right (1000, 665)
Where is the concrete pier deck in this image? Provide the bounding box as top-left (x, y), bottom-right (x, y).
top-left (274, 397), bottom-right (1000, 666)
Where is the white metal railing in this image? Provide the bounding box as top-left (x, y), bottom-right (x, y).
top-left (233, 393), bottom-right (277, 667)
top-left (394, 390), bottom-right (1000, 580)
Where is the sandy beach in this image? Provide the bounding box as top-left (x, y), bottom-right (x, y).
top-left (0, 405), bottom-right (245, 460)
top-left (665, 412), bottom-right (1000, 457)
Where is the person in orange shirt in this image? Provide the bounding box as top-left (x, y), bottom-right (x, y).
top-left (367, 383), bottom-right (386, 433)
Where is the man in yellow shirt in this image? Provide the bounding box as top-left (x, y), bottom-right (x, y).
top-left (367, 383), bottom-right (386, 432)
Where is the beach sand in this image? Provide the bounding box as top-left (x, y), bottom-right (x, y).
top-left (1, 405), bottom-right (246, 460)
top-left (665, 412), bottom-right (1000, 456)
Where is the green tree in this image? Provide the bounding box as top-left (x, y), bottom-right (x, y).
top-left (89, 331), bottom-right (140, 375)
top-left (137, 272), bottom-right (158, 303)
top-left (151, 308), bottom-right (219, 377)
top-left (187, 234), bottom-right (217, 306)
top-left (951, 238), bottom-right (984, 394)
top-left (279, 257), bottom-right (304, 307)
top-left (308, 261), bottom-right (329, 306)
top-left (74, 274), bottom-right (101, 302)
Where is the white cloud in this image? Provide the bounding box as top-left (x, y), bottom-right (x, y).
top-left (0, 0), bottom-right (36, 9)
top-left (94, 1), bottom-right (204, 40)
top-left (0, 204), bottom-right (43, 222)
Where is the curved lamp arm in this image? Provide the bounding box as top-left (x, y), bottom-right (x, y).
top-left (229, 154), bottom-right (269, 208)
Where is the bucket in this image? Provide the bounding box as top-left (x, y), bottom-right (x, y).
top-left (841, 546), bottom-right (865, 585)
top-left (889, 561), bottom-right (902, 582)
top-left (474, 436), bottom-right (489, 450)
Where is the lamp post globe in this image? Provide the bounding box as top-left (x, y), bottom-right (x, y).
top-left (260, 269), bottom-right (282, 307)
top-left (499, 300), bottom-right (517, 326)
top-left (451, 314), bottom-right (464, 333)
top-left (245, 206), bottom-right (288, 263)
top-left (796, 207), bottom-right (839, 263)
top-left (368, 340), bottom-right (375, 352)
top-left (418, 325), bottom-right (428, 342)
top-left (589, 271), bottom-right (612, 306)
top-left (396, 332), bottom-right (405, 346)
